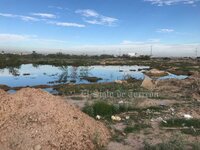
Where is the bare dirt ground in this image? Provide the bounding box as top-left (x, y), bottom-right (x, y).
top-left (0, 88), bottom-right (110, 150)
top-left (62, 72), bottom-right (200, 150)
top-left (0, 70), bottom-right (200, 150)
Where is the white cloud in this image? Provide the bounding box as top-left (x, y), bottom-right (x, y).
top-left (48, 6), bottom-right (63, 10)
top-left (144, 0), bottom-right (200, 6)
top-left (31, 38), bottom-right (67, 43)
top-left (100, 16), bottom-right (118, 25)
top-left (0, 33), bottom-right (68, 46)
top-left (0, 13), bottom-right (16, 17)
top-left (76, 9), bottom-right (118, 26)
top-left (32, 13), bottom-right (56, 18)
top-left (157, 28), bottom-right (174, 33)
top-left (20, 16), bottom-right (39, 21)
top-left (0, 12), bottom-right (85, 28)
top-left (121, 39), bottom-right (160, 45)
top-left (75, 9), bottom-right (99, 17)
top-left (0, 34), bottom-right (29, 42)
top-left (50, 22), bottom-right (85, 28)
top-left (48, 6), bottom-right (69, 11)
top-left (148, 38), bottom-right (161, 43)
top-left (0, 13), bottom-right (39, 21)
top-left (85, 17), bottom-right (118, 26)
top-left (121, 40), bottom-right (143, 45)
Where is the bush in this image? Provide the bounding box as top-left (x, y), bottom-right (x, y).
top-left (83, 101), bottom-right (116, 118)
top-left (82, 101), bottom-right (134, 118)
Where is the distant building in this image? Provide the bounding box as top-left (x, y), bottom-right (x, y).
top-left (127, 52), bottom-right (138, 57)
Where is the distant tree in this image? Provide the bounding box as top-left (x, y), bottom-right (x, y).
top-left (31, 51), bottom-right (40, 59)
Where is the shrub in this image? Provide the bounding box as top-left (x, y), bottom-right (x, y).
top-left (82, 101), bottom-right (134, 118)
top-left (83, 101), bottom-right (116, 118)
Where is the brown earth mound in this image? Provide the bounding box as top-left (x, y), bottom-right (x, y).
top-left (0, 88), bottom-right (110, 150)
top-left (0, 89), bottom-right (7, 95)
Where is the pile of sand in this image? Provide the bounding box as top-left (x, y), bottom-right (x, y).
top-left (0, 88), bottom-right (110, 150)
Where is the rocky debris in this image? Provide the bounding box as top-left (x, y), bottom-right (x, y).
top-left (125, 116), bottom-right (130, 120)
top-left (111, 115), bottom-right (122, 121)
top-left (114, 80), bottom-right (123, 84)
top-left (34, 144), bottom-right (42, 150)
top-left (145, 69), bottom-right (168, 77)
top-left (0, 88), bottom-right (110, 150)
top-left (141, 76), bottom-right (156, 90)
top-left (184, 114), bottom-right (193, 120)
top-left (114, 80), bottom-right (127, 84)
top-left (96, 115), bottom-right (101, 120)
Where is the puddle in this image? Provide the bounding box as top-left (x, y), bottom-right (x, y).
top-left (42, 88), bottom-right (59, 95)
top-left (0, 64), bottom-right (149, 87)
top-left (158, 74), bottom-right (188, 80)
top-left (0, 64), bottom-right (188, 87)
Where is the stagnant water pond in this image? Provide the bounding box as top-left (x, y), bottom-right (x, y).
top-left (0, 64), bottom-right (188, 87)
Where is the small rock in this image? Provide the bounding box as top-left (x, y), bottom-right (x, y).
top-left (118, 100), bottom-right (124, 104)
top-left (141, 76), bottom-right (155, 90)
top-left (34, 144), bottom-right (41, 150)
top-left (114, 80), bottom-right (123, 84)
top-left (111, 115), bottom-right (121, 121)
top-left (184, 114), bottom-right (193, 120)
top-left (125, 116), bottom-right (130, 120)
top-left (96, 115), bottom-right (101, 120)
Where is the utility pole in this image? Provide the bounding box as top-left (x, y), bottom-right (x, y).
top-left (150, 45), bottom-right (153, 57)
top-left (195, 48), bottom-right (198, 58)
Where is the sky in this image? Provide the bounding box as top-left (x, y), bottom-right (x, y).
top-left (0, 0), bottom-right (200, 57)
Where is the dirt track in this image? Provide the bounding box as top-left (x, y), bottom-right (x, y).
top-left (0, 88), bottom-right (110, 150)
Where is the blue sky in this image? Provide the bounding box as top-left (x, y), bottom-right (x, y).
top-left (0, 0), bottom-right (200, 56)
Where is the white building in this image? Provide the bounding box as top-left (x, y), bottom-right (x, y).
top-left (127, 52), bottom-right (138, 57)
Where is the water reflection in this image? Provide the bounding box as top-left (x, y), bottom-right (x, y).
top-left (0, 64), bottom-right (154, 87)
top-left (32, 64), bottom-right (40, 68)
top-left (8, 67), bottom-right (20, 76)
top-left (79, 66), bottom-right (91, 77)
top-left (58, 66), bottom-right (68, 83)
top-left (70, 66), bottom-right (78, 82)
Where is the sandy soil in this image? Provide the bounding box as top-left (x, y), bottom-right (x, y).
top-left (0, 88), bottom-right (110, 150)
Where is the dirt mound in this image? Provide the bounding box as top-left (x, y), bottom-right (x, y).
top-left (141, 76), bottom-right (155, 90)
top-left (145, 69), bottom-right (168, 77)
top-left (0, 89), bottom-right (7, 95)
top-left (0, 88), bottom-right (110, 150)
